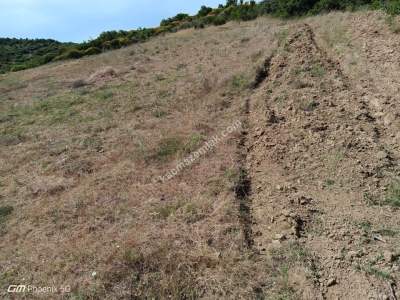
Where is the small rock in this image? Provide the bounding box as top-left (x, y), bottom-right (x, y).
top-left (327, 278), bottom-right (337, 287)
top-left (373, 235), bottom-right (386, 243)
top-left (91, 271), bottom-right (97, 277)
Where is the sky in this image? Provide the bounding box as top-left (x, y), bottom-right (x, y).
top-left (0, 0), bottom-right (224, 42)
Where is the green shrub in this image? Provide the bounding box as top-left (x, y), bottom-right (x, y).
top-left (261, 0), bottom-right (317, 17)
top-left (198, 5), bottom-right (213, 17)
top-left (213, 15), bottom-right (228, 25)
top-left (55, 49), bottom-right (84, 60)
top-left (194, 19), bottom-right (206, 29)
top-left (66, 49), bottom-right (84, 59)
top-left (110, 39), bottom-right (121, 49)
top-left (0, 206), bottom-right (13, 223)
top-left (10, 65), bottom-right (27, 72)
top-left (161, 13), bottom-right (191, 26)
top-left (84, 47), bottom-right (101, 56)
top-left (385, 181), bottom-right (400, 207)
top-left (153, 137), bottom-right (183, 161)
top-left (386, 0), bottom-right (400, 15)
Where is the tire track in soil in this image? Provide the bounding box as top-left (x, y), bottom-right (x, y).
top-left (235, 97), bottom-right (254, 249)
top-left (242, 22), bottom-right (400, 299)
top-left (234, 54), bottom-right (275, 250)
top-left (235, 22), bottom-right (399, 298)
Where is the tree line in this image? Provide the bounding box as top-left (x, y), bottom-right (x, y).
top-left (1, 0), bottom-right (399, 74)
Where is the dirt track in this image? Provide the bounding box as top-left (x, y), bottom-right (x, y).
top-left (240, 23), bottom-right (400, 299)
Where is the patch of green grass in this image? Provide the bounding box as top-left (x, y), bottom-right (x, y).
top-left (363, 264), bottom-right (392, 280)
top-left (0, 206), bottom-right (13, 223)
top-left (376, 228), bottom-right (397, 237)
top-left (0, 131), bottom-right (26, 146)
top-left (363, 192), bottom-right (380, 206)
top-left (300, 99), bottom-right (319, 112)
top-left (122, 248), bottom-right (143, 267)
top-left (274, 265), bottom-right (296, 300)
top-left (358, 220), bottom-right (372, 233)
top-left (328, 150), bottom-right (344, 170)
top-left (310, 64), bottom-right (326, 77)
top-left (152, 201), bottom-right (185, 220)
top-left (292, 67), bottom-right (303, 76)
top-left (355, 254), bottom-right (393, 281)
top-left (269, 243), bottom-right (311, 300)
top-left (183, 203), bottom-right (204, 224)
top-left (324, 179), bottom-right (335, 187)
top-left (224, 168), bottom-right (239, 182)
top-left (231, 74), bottom-right (249, 90)
top-left (80, 135), bottom-right (103, 152)
top-left (153, 137), bottom-right (183, 161)
top-left (152, 109), bottom-right (168, 118)
top-left (386, 15), bottom-right (400, 34)
top-left (183, 133), bottom-right (204, 154)
top-left (385, 181), bottom-right (400, 207)
top-left (0, 76), bottom-right (28, 93)
top-left (0, 93), bottom-right (85, 128)
top-left (95, 89), bottom-right (114, 101)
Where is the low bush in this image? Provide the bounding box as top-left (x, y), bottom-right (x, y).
top-left (83, 47), bottom-right (101, 56)
top-left (55, 49), bottom-right (84, 60)
top-left (385, 181), bottom-right (400, 207)
top-left (0, 206), bottom-right (13, 223)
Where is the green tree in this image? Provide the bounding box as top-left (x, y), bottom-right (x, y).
top-left (198, 5), bottom-right (213, 17)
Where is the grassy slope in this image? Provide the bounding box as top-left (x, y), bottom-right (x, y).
top-left (0, 11), bottom-right (400, 299)
top-left (0, 17), bottom-right (278, 299)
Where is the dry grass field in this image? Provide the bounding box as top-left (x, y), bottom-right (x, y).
top-left (0, 11), bottom-right (400, 299)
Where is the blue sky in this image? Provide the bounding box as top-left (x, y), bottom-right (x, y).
top-left (0, 0), bottom-right (224, 42)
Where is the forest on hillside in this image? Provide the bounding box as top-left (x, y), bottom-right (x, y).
top-left (1, 0), bottom-right (399, 74)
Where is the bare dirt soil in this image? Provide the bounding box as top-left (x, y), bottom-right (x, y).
top-left (0, 11), bottom-right (399, 300)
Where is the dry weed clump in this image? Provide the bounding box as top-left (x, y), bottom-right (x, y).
top-left (87, 66), bottom-right (118, 84)
top-left (103, 242), bottom-right (203, 299)
top-left (71, 79), bottom-right (88, 89)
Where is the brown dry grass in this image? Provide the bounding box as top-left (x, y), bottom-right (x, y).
top-left (0, 17), bottom-right (281, 299)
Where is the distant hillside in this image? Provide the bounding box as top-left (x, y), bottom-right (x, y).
top-left (0, 38), bottom-right (71, 73)
top-left (1, 0), bottom-right (399, 74)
